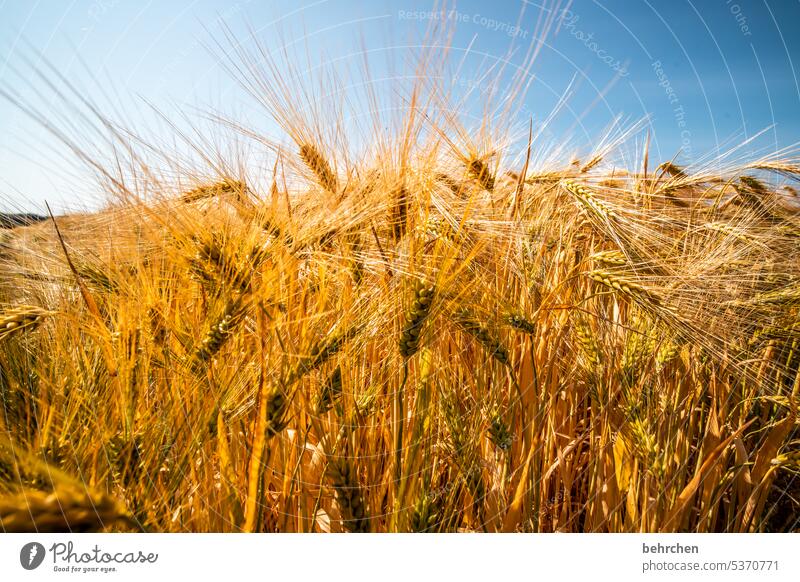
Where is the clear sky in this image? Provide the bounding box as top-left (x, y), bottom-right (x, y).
top-left (1, 0), bottom-right (799, 212)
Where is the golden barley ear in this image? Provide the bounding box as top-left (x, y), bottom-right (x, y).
top-left (657, 161), bottom-right (686, 178)
top-left (299, 143), bottom-right (338, 193)
top-left (587, 269), bottom-right (664, 308)
top-left (562, 180), bottom-right (617, 222)
top-left (0, 487), bottom-right (135, 532)
top-left (466, 157), bottom-right (495, 191)
top-left (0, 306), bottom-right (53, 341)
top-left (193, 297), bottom-right (246, 367)
top-left (181, 179), bottom-right (246, 204)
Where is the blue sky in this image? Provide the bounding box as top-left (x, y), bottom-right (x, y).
top-left (1, 0), bottom-right (799, 212)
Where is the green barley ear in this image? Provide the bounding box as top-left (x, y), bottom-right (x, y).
top-left (327, 456), bottom-right (369, 532)
top-left (410, 493), bottom-right (439, 532)
top-left (505, 312), bottom-right (536, 335)
top-left (441, 393), bottom-right (485, 515)
top-left (399, 281), bottom-right (435, 358)
top-left (771, 450), bottom-right (800, 472)
top-left (487, 409), bottom-right (513, 451)
top-left (621, 313), bottom-right (654, 382)
top-left (453, 309), bottom-right (509, 366)
top-left (621, 415), bottom-right (663, 478)
top-left (655, 337), bottom-right (681, 370)
top-left (265, 385), bottom-right (290, 438)
top-left (573, 316), bottom-right (602, 371)
top-left (314, 365), bottom-right (343, 415)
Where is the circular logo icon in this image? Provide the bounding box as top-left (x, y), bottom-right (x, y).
top-left (20, 542), bottom-right (46, 570)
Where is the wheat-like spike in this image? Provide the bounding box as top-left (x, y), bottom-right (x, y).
top-left (621, 327), bottom-right (652, 380)
top-left (399, 282), bottom-right (435, 358)
top-left (436, 172), bottom-right (463, 195)
top-left (505, 312), bottom-right (536, 335)
top-left (580, 155), bottom-right (603, 173)
top-left (587, 269), bottom-right (663, 307)
top-left (771, 450), bottom-right (800, 471)
top-left (285, 326), bottom-right (360, 387)
top-left (327, 456), bottom-right (369, 532)
top-left (105, 432), bottom-right (144, 485)
top-left (0, 306), bottom-right (53, 341)
top-left (657, 161), bottom-right (686, 178)
top-left (410, 493), bottom-right (439, 532)
top-left (736, 175), bottom-right (774, 213)
top-left (194, 236), bottom-right (244, 291)
top-left (574, 317), bottom-right (602, 369)
top-left (591, 249), bottom-right (628, 268)
top-left (655, 338), bottom-right (681, 370)
top-left (745, 284), bottom-right (800, 307)
top-left (441, 394), bottom-right (485, 511)
top-left (525, 170), bottom-right (567, 184)
top-left (193, 235), bottom-right (269, 295)
top-left (314, 366), bottom-right (343, 415)
top-left (299, 143), bottom-right (338, 193)
top-left (0, 488), bottom-right (134, 532)
top-left (75, 261), bottom-right (120, 294)
top-left (702, 221), bottom-right (760, 246)
top-left (421, 216), bottom-right (468, 246)
top-left (621, 416), bottom-right (662, 477)
top-left (467, 157), bottom-right (495, 191)
top-left (181, 179), bottom-right (245, 203)
top-left (487, 410), bottom-right (513, 451)
top-left (264, 385), bottom-right (289, 438)
top-left (345, 231), bottom-right (364, 285)
top-left (193, 297), bottom-right (245, 365)
top-left (453, 310), bottom-right (509, 366)
top-left (562, 179), bottom-right (617, 221)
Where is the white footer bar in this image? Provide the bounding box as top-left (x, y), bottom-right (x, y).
top-left (1, 533), bottom-right (797, 581)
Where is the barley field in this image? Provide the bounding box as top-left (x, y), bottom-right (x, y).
top-left (1, 24), bottom-right (799, 534)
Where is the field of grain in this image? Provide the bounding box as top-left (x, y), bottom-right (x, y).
top-left (1, 29), bottom-right (799, 533)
